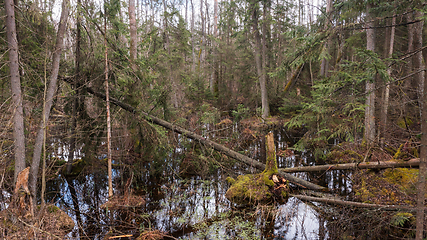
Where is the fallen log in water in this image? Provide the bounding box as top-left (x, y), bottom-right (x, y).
top-left (280, 158), bottom-right (420, 173)
top-left (291, 194), bottom-right (422, 212)
top-left (81, 86), bottom-right (326, 191)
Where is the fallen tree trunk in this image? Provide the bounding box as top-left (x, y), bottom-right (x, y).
top-left (291, 194), bottom-right (421, 212)
top-left (280, 158), bottom-right (420, 173)
top-left (82, 86), bottom-right (326, 191)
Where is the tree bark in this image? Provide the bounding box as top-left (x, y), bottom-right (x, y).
top-left (416, 23), bottom-right (427, 239)
top-left (29, 0), bottom-right (69, 198)
top-left (67, 0), bottom-right (82, 175)
top-left (381, 15), bottom-right (395, 141)
top-left (105, 3), bottom-right (113, 199)
top-left (191, 0), bottom-right (195, 72)
top-left (405, 11), bottom-right (415, 116)
top-left (319, 0), bottom-right (332, 77)
top-left (364, 3), bottom-right (376, 144)
top-left (163, 0), bottom-right (179, 108)
top-left (209, 0), bottom-right (218, 94)
top-left (129, 0), bottom-right (137, 70)
top-left (5, 0), bottom-right (26, 185)
top-left (250, 0), bottom-right (269, 118)
top-left (81, 86), bottom-right (326, 191)
top-left (414, 11), bottom-right (425, 119)
top-left (280, 158), bottom-right (420, 173)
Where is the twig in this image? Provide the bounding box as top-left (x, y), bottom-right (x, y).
top-left (16, 215), bottom-right (62, 239)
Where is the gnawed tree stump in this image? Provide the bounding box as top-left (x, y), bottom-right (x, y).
top-left (226, 132), bottom-right (289, 205)
top-left (13, 167), bottom-right (33, 217)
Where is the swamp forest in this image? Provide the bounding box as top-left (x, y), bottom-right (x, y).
top-left (1, 0), bottom-right (427, 238)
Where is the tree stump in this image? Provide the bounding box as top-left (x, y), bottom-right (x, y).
top-left (225, 132), bottom-right (289, 204)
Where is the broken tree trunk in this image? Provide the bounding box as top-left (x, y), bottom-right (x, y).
top-left (292, 194), bottom-right (423, 212)
top-left (280, 158), bottom-right (420, 173)
top-left (81, 86), bottom-right (326, 191)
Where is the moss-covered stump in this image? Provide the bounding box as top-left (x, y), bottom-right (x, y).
top-left (225, 132), bottom-right (288, 205)
top-left (225, 172), bottom-right (288, 205)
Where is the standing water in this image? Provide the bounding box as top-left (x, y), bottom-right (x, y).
top-left (42, 127), bottom-right (350, 239)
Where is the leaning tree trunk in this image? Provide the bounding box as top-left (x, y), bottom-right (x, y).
top-left (364, 3), bottom-right (376, 144)
top-left (29, 0), bottom-right (69, 199)
top-left (5, 0), bottom-right (26, 185)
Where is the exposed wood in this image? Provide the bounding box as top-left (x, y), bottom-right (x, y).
top-left (280, 158), bottom-right (420, 173)
top-left (292, 194), bottom-right (422, 212)
top-left (78, 85), bottom-right (326, 191)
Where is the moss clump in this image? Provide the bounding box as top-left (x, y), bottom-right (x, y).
top-left (383, 168), bottom-right (418, 195)
top-left (225, 172), bottom-right (288, 205)
top-left (225, 173), bottom-right (272, 205)
top-left (226, 132), bottom-right (288, 205)
top-left (226, 177), bottom-right (235, 184)
top-left (47, 205), bottom-right (59, 213)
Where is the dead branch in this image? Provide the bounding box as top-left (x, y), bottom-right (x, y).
top-left (291, 194), bottom-right (420, 212)
top-left (280, 158), bottom-right (419, 173)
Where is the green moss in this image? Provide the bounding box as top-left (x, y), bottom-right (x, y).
top-left (226, 177), bottom-right (236, 184)
top-left (281, 189), bottom-right (288, 198)
top-left (47, 205), bottom-right (59, 213)
top-left (383, 169), bottom-right (418, 195)
top-left (225, 173), bottom-right (272, 205)
top-left (393, 144), bottom-right (404, 159)
top-left (397, 117), bottom-right (413, 129)
top-left (261, 170), bottom-right (275, 187)
top-left (225, 133), bottom-right (288, 205)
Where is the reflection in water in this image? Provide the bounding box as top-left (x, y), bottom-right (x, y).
top-left (41, 128), bottom-right (353, 239)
